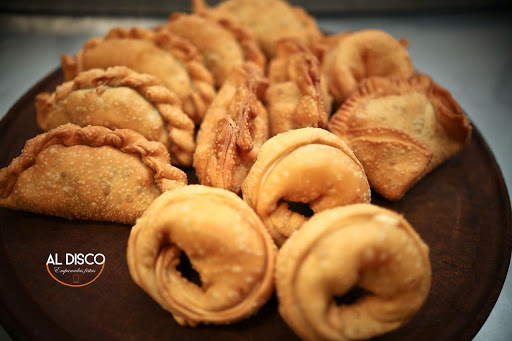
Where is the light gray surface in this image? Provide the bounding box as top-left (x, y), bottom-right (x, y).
top-left (0, 12), bottom-right (511, 341)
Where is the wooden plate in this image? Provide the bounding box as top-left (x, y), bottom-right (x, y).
top-left (0, 68), bottom-right (511, 341)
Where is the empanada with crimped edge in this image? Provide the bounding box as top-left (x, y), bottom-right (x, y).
top-left (161, 12), bottom-right (265, 87)
top-left (321, 29), bottom-right (415, 104)
top-left (36, 66), bottom-right (195, 167)
top-left (193, 63), bottom-right (269, 194)
top-left (192, 0), bottom-right (322, 57)
top-left (0, 124), bottom-right (187, 224)
top-left (265, 38), bottom-right (331, 136)
top-left (61, 27), bottom-right (215, 123)
top-left (328, 74), bottom-right (472, 200)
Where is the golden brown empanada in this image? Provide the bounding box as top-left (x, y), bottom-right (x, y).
top-left (276, 204), bottom-right (431, 341)
top-left (193, 0), bottom-right (322, 57)
top-left (61, 27), bottom-right (216, 123)
top-left (322, 29), bottom-right (415, 104)
top-left (265, 38), bottom-right (331, 136)
top-left (328, 74), bottom-right (472, 200)
top-left (36, 66), bottom-right (195, 167)
top-left (127, 185), bottom-right (276, 326)
top-left (193, 63), bottom-right (269, 194)
top-left (161, 12), bottom-right (265, 87)
top-left (0, 124), bottom-right (187, 224)
top-left (242, 128), bottom-right (371, 246)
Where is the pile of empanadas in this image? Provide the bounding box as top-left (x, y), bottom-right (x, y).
top-left (1, 0), bottom-right (474, 339)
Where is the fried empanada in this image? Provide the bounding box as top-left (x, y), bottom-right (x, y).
top-left (161, 13), bottom-right (265, 87)
top-left (265, 38), bottom-right (331, 136)
top-left (193, 0), bottom-right (322, 57)
top-left (328, 74), bottom-right (472, 200)
top-left (193, 63), bottom-right (269, 194)
top-left (0, 124), bottom-right (187, 224)
top-left (61, 27), bottom-right (215, 123)
top-left (322, 29), bottom-right (415, 104)
top-left (127, 185), bottom-right (276, 326)
top-left (276, 204), bottom-right (431, 341)
top-left (242, 128), bottom-right (371, 246)
top-left (36, 66), bottom-right (195, 167)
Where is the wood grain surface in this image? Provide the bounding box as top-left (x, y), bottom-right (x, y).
top-left (0, 68), bottom-right (510, 341)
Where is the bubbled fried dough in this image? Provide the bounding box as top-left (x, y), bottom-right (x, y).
top-left (162, 13), bottom-right (265, 87)
top-left (265, 38), bottom-right (331, 136)
top-left (127, 185), bottom-right (276, 326)
top-left (193, 0), bottom-right (322, 57)
top-left (322, 29), bottom-right (415, 104)
top-left (241, 128), bottom-right (370, 246)
top-left (61, 27), bottom-right (215, 123)
top-left (193, 63), bottom-right (269, 194)
top-left (36, 66), bottom-right (195, 167)
top-left (276, 204), bottom-right (431, 341)
top-left (328, 74), bottom-right (472, 200)
top-left (0, 124), bottom-right (187, 224)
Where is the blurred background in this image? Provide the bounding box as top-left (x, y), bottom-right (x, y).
top-left (0, 1), bottom-right (511, 341)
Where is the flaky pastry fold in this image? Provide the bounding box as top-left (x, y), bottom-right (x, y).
top-left (322, 29), bottom-right (415, 104)
top-left (328, 74), bottom-right (472, 200)
top-left (161, 12), bottom-right (265, 87)
top-left (127, 185), bottom-right (276, 326)
top-left (193, 63), bottom-right (269, 194)
top-left (36, 66), bottom-right (195, 166)
top-left (276, 204), bottom-right (431, 341)
top-left (61, 27), bottom-right (215, 123)
top-left (192, 0), bottom-right (322, 57)
top-left (265, 38), bottom-right (331, 136)
top-left (242, 128), bottom-right (370, 246)
top-left (0, 124), bottom-right (186, 224)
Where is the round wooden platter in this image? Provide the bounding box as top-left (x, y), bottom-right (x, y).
top-left (0, 68), bottom-right (511, 341)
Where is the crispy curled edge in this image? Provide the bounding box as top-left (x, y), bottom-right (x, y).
top-left (276, 204), bottom-right (431, 341)
top-left (36, 66), bottom-right (196, 167)
top-left (195, 63), bottom-right (269, 194)
top-left (342, 127), bottom-right (433, 201)
top-left (328, 74), bottom-right (471, 144)
top-left (127, 185), bottom-right (276, 326)
top-left (266, 38), bottom-right (329, 136)
top-left (166, 12), bottom-right (266, 77)
top-left (0, 124), bottom-right (187, 199)
top-left (61, 27), bottom-right (216, 124)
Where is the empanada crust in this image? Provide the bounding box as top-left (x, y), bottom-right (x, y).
top-left (265, 38), bottom-right (331, 136)
top-left (163, 13), bottom-right (265, 87)
top-left (127, 185), bottom-right (276, 326)
top-left (193, 63), bottom-right (269, 194)
top-left (0, 124), bottom-right (187, 224)
top-left (276, 204), bottom-right (431, 341)
top-left (328, 74), bottom-right (472, 200)
top-left (242, 128), bottom-right (371, 246)
top-left (61, 27), bottom-right (216, 123)
top-left (36, 66), bottom-right (195, 166)
top-left (322, 29), bottom-right (415, 104)
top-left (193, 0), bottom-right (322, 57)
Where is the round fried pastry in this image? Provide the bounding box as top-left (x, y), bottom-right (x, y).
top-left (242, 128), bottom-right (370, 246)
top-left (276, 204), bottom-right (431, 341)
top-left (127, 185), bottom-right (276, 326)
